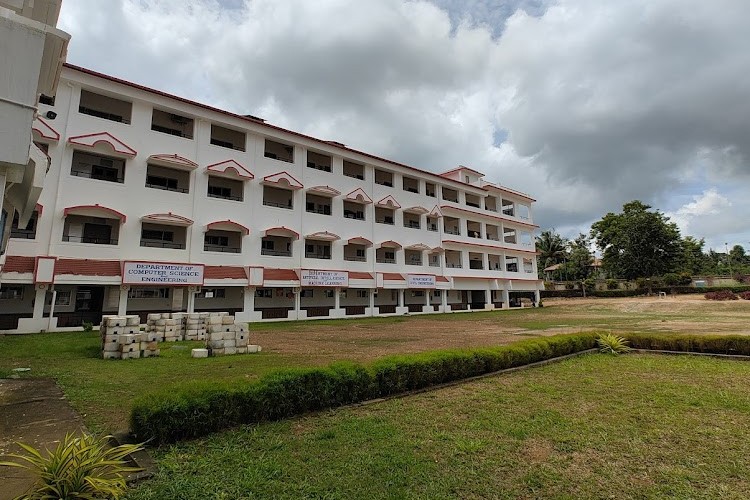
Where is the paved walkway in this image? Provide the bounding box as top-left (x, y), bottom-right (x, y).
top-left (0, 378), bottom-right (86, 500)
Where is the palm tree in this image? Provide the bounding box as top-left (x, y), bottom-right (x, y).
top-left (535, 229), bottom-right (568, 277)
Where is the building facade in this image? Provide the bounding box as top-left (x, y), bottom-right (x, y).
top-left (0, 64), bottom-right (541, 332)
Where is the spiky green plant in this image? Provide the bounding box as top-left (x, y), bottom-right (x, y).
top-left (597, 333), bottom-right (632, 355)
top-left (0, 432), bottom-right (143, 500)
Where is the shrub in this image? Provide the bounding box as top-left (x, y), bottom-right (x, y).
top-left (130, 333), bottom-right (599, 445)
top-left (596, 333), bottom-right (631, 355)
top-left (606, 279), bottom-right (619, 290)
top-left (623, 333), bottom-right (750, 356)
top-left (739, 291), bottom-right (750, 300)
top-left (82, 322), bottom-right (94, 333)
top-left (0, 432), bottom-right (143, 500)
top-left (704, 290), bottom-right (738, 300)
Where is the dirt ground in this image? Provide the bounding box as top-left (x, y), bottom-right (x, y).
top-left (250, 295), bottom-right (750, 363)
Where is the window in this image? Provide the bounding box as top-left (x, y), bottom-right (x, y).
top-left (205, 235), bottom-right (229, 247)
top-left (142, 229), bottom-right (173, 242)
top-left (305, 242), bottom-right (332, 259)
top-left (356, 290), bottom-right (369, 298)
top-left (343, 160), bottom-right (365, 180)
top-left (324, 289), bottom-right (335, 298)
top-left (307, 151), bottom-right (332, 172)
top-left (79, 89), bottom-right (132, 124)
top-left (146, 174), bottom-right (178, 191)
top-left (442, 187), bottom-right (459, 203)
top-left (374, 169), bottom-right (393, 187)
top-left (425, 183), bottom-right (436, 197)
top-left (356, 248), bottom-right (366, 258)
top-left (261, 239), bottom-right (274, 251)
top-left (39, 94), bottom-right (55, 106)
top-left (70, 151), bottom-right (125, 184)
top-left (197, 288), bottom-right (226, 299)
top-left (128, 288), bottom-right (170, 299)
top-left (54, 291), bottom-right (72, 306)
top-left (402, 176), bottom-right (419, 193)
top-left (263, 186), bottom-right (294, 209)
top-left (10, 210), bottom-right (38, 239)
top-left (301, 289), bottom-right (314, 298)
top-left (151, 109), bottom-right (194, 139)
top-left (207, 177), bottom-right (243, 201)
top-left (306, 194), bottom-right (332, 215)
top-left (264, 139), bottom-right (294, 162)
top-left (433, 290), bottom-right (441, 297)
top-left (210, 124), bottom-right (245, 151)
top-left (343, 201), bottom-right (365, 221)
top-left (0, 286), bottom-right (24, 300)
top-left (412, 291), bottom-right (425, 297)
top-left (208, 185), bottom-right (231, 199)
top-left (256, 289), bottom-right (273, 298)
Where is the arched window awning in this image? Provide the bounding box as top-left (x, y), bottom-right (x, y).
top-left (305, 231), bottom-right (340, 241)
top-left (262, 171), bottom-right (303, 190)
top-left (32, 116), bottom-right (60, 141)
top-left (429, 206), bottom-right (443, 218)
top-left (63, 204), bottom-right (126, 222)
top-left (68, 132), bottom-right (137, 158)
top-left (404, 206), bottom-right (429, 215)
top-left (405, 243), bottom-right (431, 251)
top-left (307, 185), bottom-right (341, 198)
top-left (263, 226), bottom-right (300, 240)
top-left (430, 246), bottom-right (445, 254)
top-left (378, 240), bottom-right (402, 249)
top-left (205, 220), bottom-right (250, 236)
top-left (205, 159), bottom-right (254, 180)
top-left (141, 212), bottom-right (193, 227)
top-left (347, 237), bottom-right (373, 247)
top-left (147, 154), bottom-right (198, 171)
top-left (376, 195), bottom-right (401, 209)
top-left (344, 188), bottom-right (373, 204)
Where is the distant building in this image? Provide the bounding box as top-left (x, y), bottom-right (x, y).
top-left (0, 64), bottom-right (541, 332)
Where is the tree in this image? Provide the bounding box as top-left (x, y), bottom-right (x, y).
top-left (561, 233), bottom-right (594, 280)
top-left (590, 201), bottom-right (682, 280)
top-left (536, 229), bottom-right (568, 277)
top-left (679, 236), bottom-right (708, 275)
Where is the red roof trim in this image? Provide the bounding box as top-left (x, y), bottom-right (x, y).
top-left (35, 203), bottom-right (43, 215)
top-left (440, 165), bottom-right (485, 178)
top-left (54, 259), bottom-right (122, 277)
top-left (382, 273), bottom-right (405, 280)
top-left (440, 205), bottom-right (539, 228)
top-left (376, 195), bottom-right (401, 209)
top-left (1, 256), bottom-right (35, 274)
top-left (262, 171), bottom-right (303, 189)
top-left (205, 159), bottom-right (254, 179)
top-left (348, 271), bottom-right (374, 280)
top-left (263, 268), bottom-right (299, 281)
top-left (32, 116), bottom-right (60, 141)
top-left (345, 188), bottom-right (373, 204)
top-left (482, 183), bottom-right (536, 202)
top-left (206, 220), bottom-right (250, 236)
top-left (63, 204), bottom-right (126, 222)
top-left (379, 240), bottom-right (402, 249)
top-left (347, 237), bottom-right (373, 247)
top-left (147, 153), bottom-right (198, 168)
top-left (263, 226), bottom-right (300, 239)
top-left (204, 266), bottom-right (248, 280)
top-left (67, 131), bottom-right (137, 157)
top-left (142, 212), bottom-right (194, 225)
top-left (63, 64), bottom-right (505, 195)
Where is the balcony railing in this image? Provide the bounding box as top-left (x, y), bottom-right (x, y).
top-left (70, 167), bottom-right (124, 183)
top-left (208, 192), bottom-right (242, 201)
top-left (146, 182), bottom-right (189, 193)
top-left (10, 230), bottom-right (35, 239)
top-left (469, 262), bottom-right (484, 270)
top-left (79, 106), bottom-right (130, 124)
top-left (427, 224), bottom-right (438, 232)
top-left (63, 235), bottom-right (118, 245)
top-left (344, 255), bottom-right (366, 262)
top-left (306, 207), bottom-right (332, 215)
top-left (446, 262), bottom-right (462, 268)
top-left (343, 171), bottom-right (364, 180)
top-left (140, 239), bottom-right (185, 249)
top-left (466, 201), bottom-right (480, 208)
top-left (261, 249), bottom-right (292, 257)
top-left (263, 200), bottom-right (293, 209)
top-left (152, 123), bottom-right (191, 138)
top-left (344, 211), bottom-right (365, 220)
top-left (444, 228), bottom-right (460, 235)
top-left (306, 253), bottom-right (331, 260)
top-left (376, 218), bottom-right (394, 225)
top-left (429, 261), bottom-right (440, 267)
top-left (406, 260), bottom-right (422, 266)
top-left (376, 258), bottom-right (396, 264)
top-left (404, 221), bottom-right (420, 229)
top-left (210, 138), bottom-right (244, 151)
top-left (204, 244), bottom-right (241, 253)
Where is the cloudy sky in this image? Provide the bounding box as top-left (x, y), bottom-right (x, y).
top-left (58, 0), bottom-right (750, 252)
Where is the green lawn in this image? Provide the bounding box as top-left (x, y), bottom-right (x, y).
top-left (126, 353), bottom-right (750, 499)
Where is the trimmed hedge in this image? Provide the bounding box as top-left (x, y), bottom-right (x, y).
top-left (624, 333), bottom-right (750, 356)
top-left (541, 285), bottom-right (750, 299)
top-left (130, 333), bottom-right (598, 445)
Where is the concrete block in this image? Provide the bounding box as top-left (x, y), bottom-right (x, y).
top-left (224, 339), bottom-right (236, 348)
top-left (102, 334), bottom-right (119, 343)
top-left (103, 342), bottom-right (120, 352)
top-left (119, 343), bottom-right (136, 353)
top-left (126, 316), bottom-right (140, 326)
top-left (208, 331), bottom-right (224, 341)
top-left (208, 339), bottom-right (224, 349)
top-left (102, 351), bottom-right (120, 360)
top-left (236, 347), bottom-right (247, 354)
top-left (221, 315), bottom-right (234, 325)
top-left (208, 315), bottom-right (222, 325)
top-left (224, 346), bottom-right (237, 355)
top-left (211, 348), bottom-right (225, 356)
top-left (106, 316), bottom-right (127, 327)
top-left (164, 319), bottom-right (177, 326)
top-left (247, 345), bottom-right (261, 353)
top-left (192, 348), bottom-right (209, 358)
top-left (128, 350), bottom-right (141, 359)
top-left (120, 334), bottom-right (137, 345)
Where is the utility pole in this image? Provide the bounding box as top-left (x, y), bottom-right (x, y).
top-left (726, 242), bottom-right (733, 276)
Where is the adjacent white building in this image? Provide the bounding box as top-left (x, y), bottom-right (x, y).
top-left (0, 63), bottom-right (541, 332)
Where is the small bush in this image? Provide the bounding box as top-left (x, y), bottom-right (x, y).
top-left (739, 291), bottom-right (750, 300)
top-left (606, 279), bottom-right (619, 290)
top-left (624, 333), bottom-right (750, 356)
top-left (0, 432), bottom-right (143, 500)
top-left (705, 290), bottom-right (738, 301)
top-left (82, 322), bottom-right (94, 332)
top-left (596, 333), bottom-right (631, 355)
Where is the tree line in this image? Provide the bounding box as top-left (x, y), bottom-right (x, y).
top-left (538, 201), bottom-right (749, 282)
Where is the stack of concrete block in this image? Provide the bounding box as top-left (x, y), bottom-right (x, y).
top-left (204, 313), bottom-right (254, 356)
top-left (146, 313), bottom-right (182, 342)
top-left (100, 315), bottom-right (158, 359)
top-left (171, 312), bottom-right (187, 339)
top-left (184, 313), bottom-right (207, 341)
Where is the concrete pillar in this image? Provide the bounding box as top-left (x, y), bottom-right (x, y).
top-left (485, 284), bottom-right (494, 310)
top-left (186, 291), bottom-right (195, 313)
top-left (334, 287), bottom-right (341, 309)
top-left (243, 287), bottom-right (255, 314)
top-left (398, 289), bottom-right (404, 307)
top-left (32, 285), bottom-right (47, 320)
top-left (294, 288), bottom-right (301, 319)
top-left (501, 289), bottom-right (510, 309)
top-left (118, 285), bottom-right (129, 316)
top-left (425, 290), bottom-right (430, 307)
top-left (534, 289), bottom-right (541, 307)
top-left (441, 290), bottom-right (448, 310)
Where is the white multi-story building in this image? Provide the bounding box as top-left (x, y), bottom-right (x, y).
top-left (0, 64), bottom-right (541, 332)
